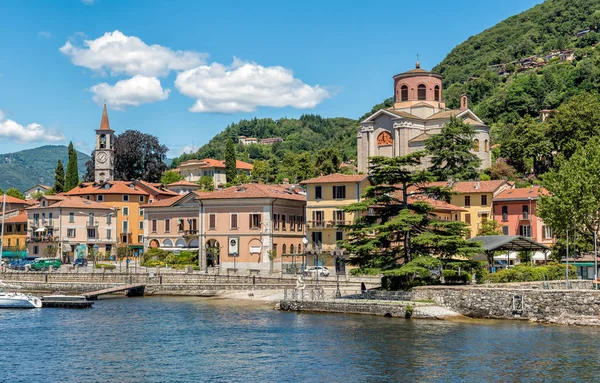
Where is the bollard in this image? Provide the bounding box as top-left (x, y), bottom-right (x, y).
top-left (160, 275), bottom-right (163, 285)
top-left (45, 274), bottom-right (48, 283)
top-left (253, 275), bottom-right (256, 286)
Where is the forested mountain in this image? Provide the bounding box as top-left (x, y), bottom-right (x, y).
top-left (0, 145), bottom-right (89, 191)
top-left (172, 115), bottom-right (360, 183)
top-left (434, 0), bottom-right (600, 123)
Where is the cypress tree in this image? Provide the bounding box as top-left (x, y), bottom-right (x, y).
top-left (224, 136), bottom-right (237, 184)
top-left (53, 159), bottom-right (65, 193)
top-left (65, 142), bottom-right (80, 191)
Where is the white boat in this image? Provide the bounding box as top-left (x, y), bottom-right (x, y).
top-left (0, 292), bottom-right (42, 308)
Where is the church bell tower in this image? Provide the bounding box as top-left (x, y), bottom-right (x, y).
top-left (94, 104), bottom-right (115, 182)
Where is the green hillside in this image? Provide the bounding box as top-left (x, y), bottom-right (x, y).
top-left (172, 115), bottom-right (360, 183)
top-left (433, 0), bottom-right (600, 123)
top-left (0, 145), bottom-right (89, 191)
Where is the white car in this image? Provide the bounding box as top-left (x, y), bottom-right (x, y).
top-left (305, 266), bottom-right (330, 277)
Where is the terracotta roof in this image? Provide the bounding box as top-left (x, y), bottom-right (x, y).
top-left (426, 109), bottom-right (460, 120)
top-left (390, 191), bottom-right (466, 212)
top-left (178, 158), bottom-right (253, 171)
top-left (384, 108), bottom-right (419, 119)
top-left (27, 196), bottom-right (112, 210)
top-left (463, 117), bottom-right (486, 127)
top-left (167, 180), bottom-right (201, 187)
top-left (2, 212), bottom-right (27, 223)
top-left (426, 180), bottom-right (510, 194)
top-left (300, 174), bottom-right (369, 185)
top-left (408, 133), bottom-right (431, 143)
top-left (197, 183), bottom-right (306, 202)
top-left (0, 195), bottom-right (32, 206)
top-left (141, 194), bottom-right (188, 208)
top-left (98, 104), bottom-right (112, 131)
top-left (65, 181), bottom-right (149, 196)
top-left (135, 180), bottom-right (179, 197)
top-left (493, 186), bottom-right (547, 201)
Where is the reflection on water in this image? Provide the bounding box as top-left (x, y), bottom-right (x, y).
top-left (1, 296), bottom-right (599, 383)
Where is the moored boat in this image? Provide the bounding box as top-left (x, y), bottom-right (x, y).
top-left (0, 292), bottom-right (43, 308)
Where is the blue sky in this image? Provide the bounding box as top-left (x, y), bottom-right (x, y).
top-left (0, 0), bottom-right (541, 157)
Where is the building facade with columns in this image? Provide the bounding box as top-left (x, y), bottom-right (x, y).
top-left (357, 63), bottom-right (492, 173)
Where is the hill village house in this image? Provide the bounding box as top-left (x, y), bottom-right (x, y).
top-left (4, 63), bottom-right (559, 272)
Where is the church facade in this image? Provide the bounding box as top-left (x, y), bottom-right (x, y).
top-left (357, 63), bottom-right (492, 174)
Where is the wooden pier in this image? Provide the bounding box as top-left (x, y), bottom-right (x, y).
top-left (83, 284), bottom-right (146, 300)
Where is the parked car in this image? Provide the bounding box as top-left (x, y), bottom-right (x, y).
top-left (305, 266), bottom-right (330, 277)
top-left (30, 258), bottom-right (62, 271)
top-left (73, 258), bottom-right (88, 267)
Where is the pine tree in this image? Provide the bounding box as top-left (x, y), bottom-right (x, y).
top-left (425, 116), bottom-right (481, 181)
top-left (224, 136), bottom-right (237, 184)
top-left (53, 159), bottom-right (65, 193)
top-left (65, 141), bottom-right (80, 191)
top-left (340, 153), bottom-right (481, 269)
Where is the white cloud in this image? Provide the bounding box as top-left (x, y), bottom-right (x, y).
top-left (81, 0), bottom-right (94, 5)
top-left (59, 30), bottom-right (207, 77)
top-left (90, 75), bottom-right (170, 110)
top-left (0, 111), bottom-right (65, 143)
top-left (175, 58), bottom-right (330, 113)
top-left (168, 144), bottom-right (195, 158)
top-left (38, 31), bottom-right (52, 39)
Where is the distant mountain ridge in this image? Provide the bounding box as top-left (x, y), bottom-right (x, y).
top-left (0, 145), bottom-right (89, 191)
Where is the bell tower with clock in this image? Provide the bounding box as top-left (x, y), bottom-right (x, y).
top-left (94, 104), bottom-right (115, 182)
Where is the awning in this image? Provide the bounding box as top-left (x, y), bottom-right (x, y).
top-left (468, 235), bottom-right (551, 252)
top-left (572, 262), bottom-right (595, 267)
top-left (35, 227), bottom-right (47, 232)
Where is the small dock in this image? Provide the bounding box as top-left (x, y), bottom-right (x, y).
top-left (83, 284), bottom-right (146, 300)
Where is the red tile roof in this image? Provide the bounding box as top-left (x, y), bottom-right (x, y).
top-left (300, 174), bottom-right (369, 185)
top-left (135, 180), bottom-right (179, 197)
top-left (0, 195), bottom-right (32, 206)
top-left (65, 181), bottom-right (149, 196)
top-left (167, 181), bottom-right (201, 187)
top-left (493, 186), bottom-right (547, 201)
top-left (178, 158), bottom-right (253, 171)
top-left (197, 183), bottom-right (306, 202)
top-left (2, 212), bottom-right (27, 223)
top-left (27, 195), bottom-right (112, 210)
top-left (98, 104), bottom-right (112, 131)
top-left (141, 194), bottom-right (188, 208)
top-left (426, 180), bottom-right (510, 194)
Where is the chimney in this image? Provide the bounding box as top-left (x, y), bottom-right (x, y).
top-left (460, 94), bottom-right (469, 111)
top-left (474, 181), bottom-right (480, 190)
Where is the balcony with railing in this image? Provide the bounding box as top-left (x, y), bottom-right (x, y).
top-left (87, 219), bottom-right (99, 228)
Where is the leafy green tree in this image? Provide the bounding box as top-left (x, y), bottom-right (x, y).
top-left (425, 116), bottom-right (481, 181)
top-left (538, 138), bottom-right (600, 259)
top-left (53, 159), bottom-right (65, 193)
top-left (6, 188), bottom-right (25, 200)
top-left (547, 93), bottom-right (600, 161)
top-left (114, 130), bottom-right (168, 182)
top-left (233, 172), bottom-right (251, 185)
top-left (315, 147), bottom-right (341, 175)
top-left (65, 141), bottom-right (79, 191)
top-left (496, 116), bottom-right (552, 175)
top-left (340, 153), bottom-right (481, 268)
top-left (477, 220), bottom-right (503, 236)
top-left (160, 170), bottom-right (183, 185)
top-left (251, 160), bottom-right (271, 183)
top-left (30, 191), bottom-right (44, 199)
top-left (198, 175), bottom-right (214, 191)
top-left (224, 136), bottom-right (237, 184)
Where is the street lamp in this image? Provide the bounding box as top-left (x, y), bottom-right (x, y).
top-left (302, 237), bottom-right (308, 274)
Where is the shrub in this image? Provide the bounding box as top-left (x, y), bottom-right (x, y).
top-left (95, 263), bottom-right (116, 270)
top-left (475, 269), bottom-right (490, 284)
top-left (489, 263), bottom-right (576, 283)
top-left (405, 304), bottom-right (414, 319)
top-left (442, 269), bottom-right (472, 284)
top-left (350, 267), bottom-right (383, 276)
top-left (142, 260), bottom-right (165, 268)
top-left (144, 248), bottom-right (169, 261)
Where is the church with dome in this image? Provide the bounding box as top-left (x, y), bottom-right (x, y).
top-left (357, 62), bottom-right (492, 174)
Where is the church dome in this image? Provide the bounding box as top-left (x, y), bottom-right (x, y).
top-left (392, 62), bottom-right (443, 104)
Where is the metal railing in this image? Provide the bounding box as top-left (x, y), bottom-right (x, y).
top-left (283, 288), bottom-right (413, 301)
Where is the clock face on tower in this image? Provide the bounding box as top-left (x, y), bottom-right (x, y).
top-left (97, 152), bottom-right (108, 164)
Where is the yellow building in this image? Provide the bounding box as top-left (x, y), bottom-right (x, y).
top-left (430, 180), bottom-right (512, 238)
top-left (65, 181), bottom-right (178, 256)
top-left (1, 212), bottom-right (28, 257)
top-left (300, 174), bottom-right (370, 273)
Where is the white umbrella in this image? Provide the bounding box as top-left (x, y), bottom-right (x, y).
top-left (35, 227), bottom-right (46, 233)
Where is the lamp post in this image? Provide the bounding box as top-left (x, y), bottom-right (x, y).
top-left (302, 237), bottom-right (308, 275)
top-left (315, 246), bottom-right (321, 289)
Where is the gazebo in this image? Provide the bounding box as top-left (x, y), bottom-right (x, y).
top-left (467, 235), bottom-right (552, 268)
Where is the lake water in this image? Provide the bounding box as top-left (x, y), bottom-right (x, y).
top-left (1, 297), bottom-right (600, 383)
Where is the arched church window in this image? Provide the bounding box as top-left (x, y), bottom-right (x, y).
top-left (484, 139), bottom-right (489, 152)
top-left (282, 244), bottom-right (287, 255)
top-left (417, 84), bottom-right (427, 100)
top-left (434, 85), bottom-right (440, 101)
top-left (401, 85), bottom-right (408, 101)
top-left (473, 139), bottom-right (480, 152)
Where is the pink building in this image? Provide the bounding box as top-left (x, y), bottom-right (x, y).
top-left (143, 183), bottom-right (306, 273)
top-left (493, 186), bottom-right (555, 253)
